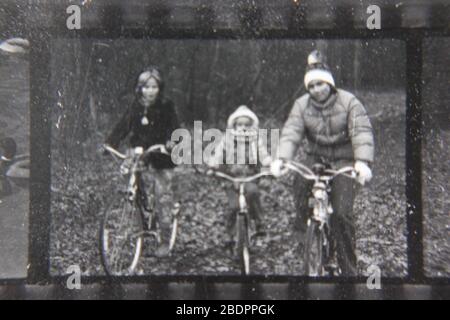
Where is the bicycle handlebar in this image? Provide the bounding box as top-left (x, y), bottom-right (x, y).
top-left (194, 164), bottom-right (272, 184)
top-left (213, 170), bottom-right (273, 184)
top-left (284, 160), bottom-right (357, 181)
top-left (103, 144), bottom-right (169, 160)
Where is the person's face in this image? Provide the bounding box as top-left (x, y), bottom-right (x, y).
top-left (234, 116), bottom-right (253, 134)
top-left (141, 76), bottom-right (160, 103)
top-left (308, 80), bottom-right (331, 103)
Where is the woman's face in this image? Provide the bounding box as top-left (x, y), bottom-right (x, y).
top-left (308, 80), bottom-right (331, 103)
top-left (141, 76), bottom-right (160, 104)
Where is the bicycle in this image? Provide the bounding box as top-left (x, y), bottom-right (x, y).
top-left (100, 144), bottom-right (180, 276)
top-left (196, 167), bottom-right (272, 275)
top-left (283, 161), bottom-right (357, 276)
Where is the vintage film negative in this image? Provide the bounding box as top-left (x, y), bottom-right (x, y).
top-left (0, 0), bottom-right (449, 300)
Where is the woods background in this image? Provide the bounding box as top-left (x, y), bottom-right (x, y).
top-left (422, 38), bottom-right (450, 277)
top-left (50, 39), bottom-right (405, 160)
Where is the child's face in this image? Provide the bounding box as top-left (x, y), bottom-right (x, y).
top-left (141, 76), bottom-right (160, 104)
top-left (308, 80), bottom-right (331, 103)
top-left (234, 116), bottom-right (253, 133)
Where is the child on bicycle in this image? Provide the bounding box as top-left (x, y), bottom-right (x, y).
top-left (104, 66), bottom-right (180, 241)
top-left (207, 105), bottom-right (272, 249)
top-left (271, 51), bottom-right (375, 276)
top-left (0, 137), bottom-right (17, 197)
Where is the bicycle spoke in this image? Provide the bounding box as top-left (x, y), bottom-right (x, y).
top-left (101, 197), bottom-right (143, 276)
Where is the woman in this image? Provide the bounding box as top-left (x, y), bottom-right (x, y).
top-left (271, 51), bottom-right (374, 276)
top-left (105, 66), bottom-right (180, 255)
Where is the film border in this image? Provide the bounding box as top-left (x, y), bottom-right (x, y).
top-left (0, 0), bottom-right (448, 299)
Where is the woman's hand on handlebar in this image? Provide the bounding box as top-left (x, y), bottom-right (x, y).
top-left (165, 140), bottom-right (177, 153)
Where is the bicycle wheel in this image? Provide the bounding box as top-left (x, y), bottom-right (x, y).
top-left (100, 196), bottom-right (144, 276)
top-left (304, 220), bottom-right (325, 276)
top-left (168, 202), bottom-right (181, 252)
top-left (236, 213), bottom-right (250, 275)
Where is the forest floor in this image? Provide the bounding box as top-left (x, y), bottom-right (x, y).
top-left (423, 124), bottom-right (450, 277)
top-left (50, 90), bottom-right (408, 277)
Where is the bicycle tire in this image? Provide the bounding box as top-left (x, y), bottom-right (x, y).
top-left (304, 220), bottom-right (326, 276)
top-left (169, 215), bottom-right (178, 252)
top-left (99, 196), bottom-right (144, 276)
top-left (236, 213), bottom-right (250, 275)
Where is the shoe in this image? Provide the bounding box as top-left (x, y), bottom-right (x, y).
top-left (154, 245), bottom-right (170, 258)
top-left (172, 202), bottom-right (181, 219)
top-left (295, 231), bottom-right (306, 253)
top-left (324, 263), bottom-right (340, 276)
top-left (223, 239), bottom-right (235, 256)
top-left (253, 223), bottom-right (267, 238)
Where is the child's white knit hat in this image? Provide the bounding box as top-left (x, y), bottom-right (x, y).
top-left (227, 105), bottom-right (259, 129)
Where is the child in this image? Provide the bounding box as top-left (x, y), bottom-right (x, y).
top-left (105, 66), bottom-right (180, 243)
top-left (207, 105), bottom-right (272, 248)
top-left (0, 137), bottom-right (17, 197)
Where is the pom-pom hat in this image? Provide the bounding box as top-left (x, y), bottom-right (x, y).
top-left (304, 50), bottom-right (335, 89)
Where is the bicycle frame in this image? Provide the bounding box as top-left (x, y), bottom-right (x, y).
top-left (206, 169), bottom-right (272, 275)
top-left (103, 144), bottom-right (170, 236)
top-left (285, 160), bottom-right (357, 276)
top-left (213, 170), bottom-right (272, 211)
top-left (104, 144), bottom-right (169, 202)
top-left (284, 161), bottom-right (356, 227)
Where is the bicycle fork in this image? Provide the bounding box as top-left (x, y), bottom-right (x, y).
top-left (237, 184), bottom-right (251, 275)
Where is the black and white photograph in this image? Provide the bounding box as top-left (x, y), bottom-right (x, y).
top-left (0, 0), bottom-right (447, 303)
top-left (422, 37), bottom-right (450, 278)
top-left (49, 38), bottom-right (408, 277)
top-left (0, 37), bottom-right (30, 279)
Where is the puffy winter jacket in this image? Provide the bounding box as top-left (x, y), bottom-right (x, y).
top-left (279, 89), bottom-right (374, 163)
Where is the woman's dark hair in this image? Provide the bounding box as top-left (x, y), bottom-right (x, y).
top-left (135, 66), bottom-right (165, 98)
top-left (0, 137), bottom-right (17, 159)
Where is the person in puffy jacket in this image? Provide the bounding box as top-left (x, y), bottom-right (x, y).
top-left (271, 51), bottom-right (374, 275)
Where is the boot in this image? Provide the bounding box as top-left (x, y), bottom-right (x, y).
top-left (253, 220), bottom-right (266, 237)
top-left (223, 233), bottom-right (235, 256)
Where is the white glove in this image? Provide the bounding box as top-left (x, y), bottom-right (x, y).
top-left (270, 159), bottom-right (285, 177)
top-left (354, 160), bottom-right (372, 185)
